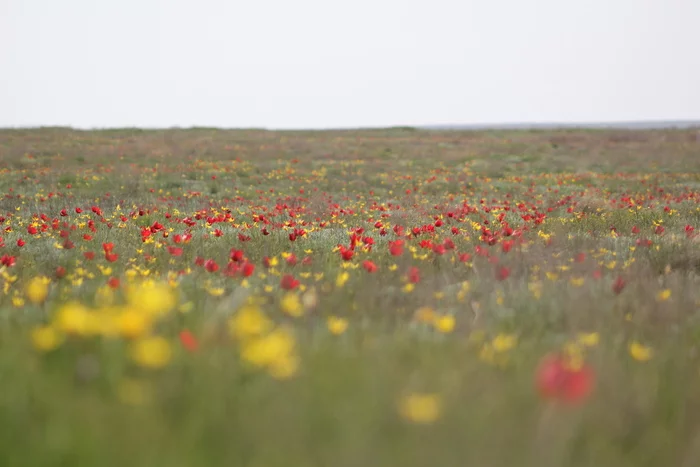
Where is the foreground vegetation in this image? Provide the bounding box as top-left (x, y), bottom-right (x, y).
top-left (1, 127), bottom-right (700, 466)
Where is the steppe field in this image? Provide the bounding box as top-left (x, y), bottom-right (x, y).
top-left (1, 127), bottom-right (700, 467)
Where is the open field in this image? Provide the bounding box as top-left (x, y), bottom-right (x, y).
top-left (1, 127), bottom-right (700, 466)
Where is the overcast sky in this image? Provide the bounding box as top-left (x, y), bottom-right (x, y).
top-left (1, 0), bottom-right (698, 129)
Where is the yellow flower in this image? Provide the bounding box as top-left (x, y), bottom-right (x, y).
top-left (31, 326), bottom-right (62, 352)
top-left (280, 292), bottom-right (304, 317)
top-left (577, 332), bottom-right (599, 347)
top-left (402, 283), bottom-right (415, 293)
top-left (569, 276), bottom-right (585, 287)
top-left (117, 308), bottom-right (152, 339)
top-left (54, 301), bottom-right (91, 335)
top-left (414, 306), bottom-right (435, 323)
top-left (327, 316), bottom-right (348, 335)
top-left (268, 354), bottom-right (299, 380)
top-left (240, 327), bottom-right (296, 368)
top-left (656, 289), bottom-right (671, 302)
top-left (228, 305), bottom-right (273, 341)
top-left (12, 296), bottom-right (25, 307)
top-left (335, 271), bottom-right (349, 288)
top-left (125, 281), bottom-right (176, 316)
top-left (629, 340), bottom-right (653, 362)
top-left (130, 336), bottom-right (172, 369)
top-left (398, 393), bottom-right (442, 424)
top-left (433, 315), bottom-right (455, 333)
top-left (25, 276), bottom-right (50, 304)
top-left (492, 333), bottom-right (517, 352)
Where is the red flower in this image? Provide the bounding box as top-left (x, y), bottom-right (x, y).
top-left (362, 260), bottom-right (378, 273)
top-left (612, 276), bottom-right (626, 295)
top-left (280, 274), bottom-right (300, 290)
top-left (75, 207), bottom-right (82, 214)
top-left (60, 209), bottom-right (68, 217)
top-left (179, 330), bottom-right (199, 352)
top-left (407, 267), bottom-right (421, 284)
top-left (340, 247), bottom-right (354, 261)
top-left (389, 240), bottom-right (404, 256)
top-left (16, 238), bottom-right (25, 247)
top-left (84, 251), bottom-right (95, 260)
top-left (204, 259), bottom-right (219, 273)
top-left (535, 354), bottom-right (595, 404)
top-left (575, 252), bottom-right (586, 263)
top-left (27, 225), bottom-right (38, 235)
top-left (654, 225), bottom-right (665, 235)
top-left (107, 277), bottom-right (120, 289)
top-left (102, 242), bottom-right (114, 253)
top-left (55, 266), bottom-right (67, 279)
top-left (105, 252), bottom-right (118, 262)
top-left (242, 262), bottom-right (255, 277)
top-left (496, 266), bottom-right (511, 281)
top-left (168, 246), bottom-right (183, 257)
top-left (1, 255), bottom-right (16, 267)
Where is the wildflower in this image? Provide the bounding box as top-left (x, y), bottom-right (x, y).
top-left (612, 276), bottom-right (626, 295)
top-left (280, 274), bottom-right (300, 290)
top-left (228, 305), bottom-right (273, 341)
top-left (433, 315), bottom-right (455, 333)
top-left (125, 281), bottom-right (176, 316)
top-left (31, 326), bottom-right (62, 352)
top-left (496, 266), bottom-right (510, 281)
top-left (240, 327), bottom-right (296, 368)
top-left (280, 292), bottom-right (304, 317)
top-left (398, 393), bottom-right (442, 424)
top-left (54, 301), bottom-right (91, 335)
top-left (179, 330), bottom-right (199, 352)
top-left (130, 336), bottom-right (172, 369)
top-left (656, 289), bottom-right (671, 302)
top-left (327, 316), bottom-right (349, 335)
top-left (25, 276), bottom-right (50, 304)
top-left (492, 333), bottom-right (517, 352)
top-left (335, 271), bottom-right (349, 288)
top-left (536, 353), bottom-right (595, 404)
top-left (629, 340), bottom-right (653, 361)
top-left (577, 332), bottom-right (599, 347)
top-left (117, 308), bottom-right (152, 339)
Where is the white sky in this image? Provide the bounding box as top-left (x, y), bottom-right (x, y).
top-left (1, 0), bottom-right (699, 129)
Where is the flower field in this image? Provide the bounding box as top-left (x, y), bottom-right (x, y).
top-left (1, 127), bottom-right (700, 466)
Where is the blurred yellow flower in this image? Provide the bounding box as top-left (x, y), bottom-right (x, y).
top-left (25, 276), bottom-right (50, 304)
top-left (433, 315), bottom-right (455, 333)
top-left (327, 316), bottom-right (348, 335)
top-left (241, 327), bottom-right (296, 368)
top-left (117, 308), bottom-right (152, 339)
top-left (31, 326), bottom-right (62, 352)
top-left (398, 393), bottom-right (442, 424)
top-left (54, 301), bottom-right (91, 335)
top-left (656, 289), bottom-right (671, 302)
top-left (335, 271), bottom-right (349, 288)
top-left (280, 292), bottom-right (304, 318)
top-left (629, 340), bottom-right (653, 361)
top-left (492, 333), bottom-right (517, 352)
top-left (577, 332), bottom-right (599, 347)
top-left (130, 336), bottom-right (172, 369)
top-left (228, 305), bottom-right (273, 341)
top-left (125, 281), bottom-right (176, 316)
